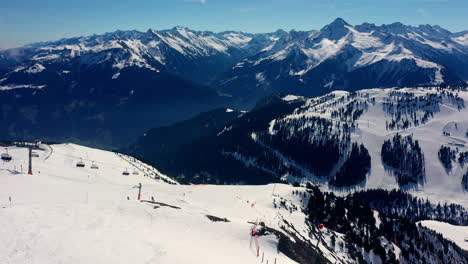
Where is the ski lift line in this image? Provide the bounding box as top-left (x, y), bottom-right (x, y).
top-left (116, 153), bottom-right (167, 180)
top-left (116, 154), bottom-right (149, 172)
top-left (51, 151), bottom-right (134, 170)
top-left (121, 159), bottom-right (162, 178)
top-left (39, 148), bottom-right (168, 182)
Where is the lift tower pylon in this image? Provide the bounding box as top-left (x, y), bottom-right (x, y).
top-left (28, 147), bottom-right (33, 175)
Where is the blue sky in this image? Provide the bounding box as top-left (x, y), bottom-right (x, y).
top-left (1, 0), bottom-right (467, 49)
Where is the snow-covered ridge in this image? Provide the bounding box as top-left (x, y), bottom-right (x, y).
top-left (253, 87), bottom-right (468, 206)
top-left (219, 18), bottom-right (468, 96)
top-left (2, 28), bottom-right (263, 72)
top-left (3, 19), bottom-right (467, 89)
top-left (453, 33), bottom-right (468, 46)
top-left (305, 22), bottom-right (461, 73)
top-left (0, 27), bottom-right (284, 88)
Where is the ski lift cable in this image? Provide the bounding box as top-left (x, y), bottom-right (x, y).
top-left (51, 151), bottom-right (131, 170)
top-left (53, 150), bottom-right (157, 174)
top-left (41, 149), bottom-right (167, 181)
top-left (117, 155), bottom-right (170, 182)
top-left (116, 154), bottom-right (153, 175)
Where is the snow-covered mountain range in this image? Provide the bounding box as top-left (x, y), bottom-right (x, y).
top-left (1, 19), bottom-right (468, 146)
top-left (0, 27), bottom-right (282, 85)
top-left (0, 27), bottom-right (283, 146)
top-left (217, 18), bottom-right (468, 105)
top-left (1, 18), bottom-right (467, 101)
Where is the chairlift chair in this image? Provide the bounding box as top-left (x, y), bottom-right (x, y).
top-left (1, 148), bottom-right (12, 162)
top-left (132, 169), bottom-right (139, 175)
top-left (76, 158), bottom-right (85, 168)
top-left (122, 169), bottom-right (130, 176)
top-left (90, 162), bottom-right (99, 169)
top-left (31, 151), bottom-right (40, 157)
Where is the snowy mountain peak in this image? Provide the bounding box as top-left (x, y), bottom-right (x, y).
top-left (2, 19), bottom-right (468, 109)
top-left (329, 17), bottom-right (350, 27)
top-left (172, 25), bottom-right (189, 31)
top-left (273, 29), bottom-right (288, 35)
top-left (217, 19), bottom-right (468, 104)
top-left (317, 17), bottom-right (352, 41)
top-left (0, 26), bottom-right (277, 85)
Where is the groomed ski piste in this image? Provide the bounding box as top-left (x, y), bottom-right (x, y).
top-left (419, 220), bottom-right (468, 251)
top-left (0, 143), bottom-right (347, 264)
top-left (351, 87), bottom-right (468, 207)
top-left (277, 87), bottom-right (468, 207)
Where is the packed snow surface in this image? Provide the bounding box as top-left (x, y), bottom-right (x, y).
top-left (419, 220), bottom-right (468, 250)
top-left (0, 144), bottom-right (314, 264)
top-left (275, 87), bottom-right (468, 207)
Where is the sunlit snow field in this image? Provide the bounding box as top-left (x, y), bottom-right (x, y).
top-left (0, 144), bottom-right (304, 264)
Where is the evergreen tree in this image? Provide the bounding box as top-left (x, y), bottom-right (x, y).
top-left (381, 134), bottom-right (425, 186)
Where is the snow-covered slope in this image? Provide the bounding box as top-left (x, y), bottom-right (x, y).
top-left (133, 86), bottom-right (468, 208)
top-left (273, 87), bottom-right (468, 206)
top-left (0, 144), bottom-right (306, 264)
top-left (1, 143), bottom-right (466, 263)
top-left (419, 220), bottom-right (468, 250)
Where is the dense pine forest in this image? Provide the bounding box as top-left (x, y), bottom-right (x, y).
top-left (381, 134), bottom-right (425, 186)
top-left (438, 145), bottom-right (457, 171)
top-left (259, 116), bottom-right (346, 177)
top-left (329, 143), bottom-right (371, 187)
top-left (384, 90), bottom-right (465, 131)
top-left (350, 189), bottom-right (468, 225)
top-left (304, 185), bottom-right (468, 263)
